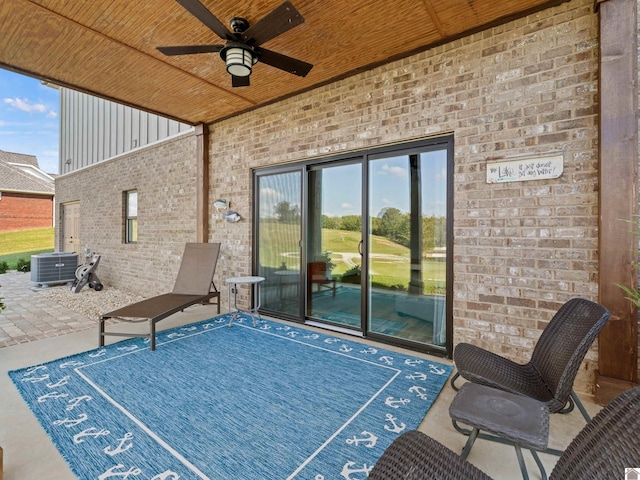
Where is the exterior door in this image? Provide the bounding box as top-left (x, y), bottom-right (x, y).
top-left (306, 160), bottom-right (363, 330)
top-left (62, 201), bottom-right (80, 253)
top-left (255, 169), bottom-right (303, 317)
top-left (367, 148), bottom-right (450, 348)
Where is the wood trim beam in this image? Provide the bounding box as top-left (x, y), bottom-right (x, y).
top-left (195, 124), bottom-right (209, 243)
top-left (596, 0), bottom-right (639, 403)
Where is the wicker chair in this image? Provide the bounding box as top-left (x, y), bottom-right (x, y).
top-left (450, 298), bottom-right (610, 422)
top-left (369, 386), bottom-right (640, 480)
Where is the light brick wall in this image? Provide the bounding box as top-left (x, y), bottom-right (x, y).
top-left (55, 132), bottom-right (199, 297)
top-left (208, 0), bottom-right (602, 392)
top-left (0, 193), bottom-right (53, 232)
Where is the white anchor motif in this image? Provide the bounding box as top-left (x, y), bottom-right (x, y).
top-left (150, 471), bottom-right (181, 480)
top-left (104, 432), bottom-right (134, 456)
top-left (53, 413), bottom-right (88, 428)
top-left (404, 358), bottom-right (424, 367)
top-left (384, 396), bottom-right (410, 408)
top-left (409, 385), bottom-right (429, 400)
top-left (339, 344), bottom-right (353, 353)
top-left (24, 365), bottom-right (47, 375)
top-left (73, 427), bottom-right (110, 444)
top-left (166, 333), bottom-right (185, 339)
top-left (286, 331), bottom-right (299, 338)
top-left (202, 322), bottom-right (217, 329)
top-left (429, 364), bottom-right (447, 375)
top-left (47, 375), bottom-right (71, 388)
top-left (21, 373), bottom-right (49, 383)
top-left (38, 391), bottom-right (69, 403)
top-left (98, 464), bottom-right (142, 480)
top-left (66, 395), bottom-right (92, 411)
top-left (116, 345), bottom-right (138, 352)
top-left (59, 360), bottom-right (84, 369)
top-left (340, 461), bottom-right (373, 479)
top-left (180, 326), bottom-right (197, 332)
top-left (384, 413), bottom-right (406, 433)
top-left (89, 349), bottom-right (107, 358)
top-left (345, 431), bottom-right (378, 448)
top-left (405, 372), bottom-right (428, 381)
top-left (259, 324), bottom-right (272, 330)
top-left (378, 355), bottom-right (394, 365)
top-left (360, 347), bottom-right (377, 355)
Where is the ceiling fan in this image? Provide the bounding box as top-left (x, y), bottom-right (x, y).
top-left (157, 0), bottom-right (313, 87)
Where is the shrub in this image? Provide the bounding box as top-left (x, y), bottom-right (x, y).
top-left (0, 260), bottom-right (8, 274)
top-left (16, 258), bottom-right (30, 272)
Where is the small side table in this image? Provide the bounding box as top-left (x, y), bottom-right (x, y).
top-left (449, 383), bottom-right (549, 480)
top-left (226, 276), bottom-right (265, 327)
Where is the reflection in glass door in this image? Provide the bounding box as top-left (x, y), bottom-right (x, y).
top-left (255, 170), bottom-right (302, 317)
top-left (306, 161), bottom-right (363, 330)
top-left (368, 150), bottom-right (448, 346)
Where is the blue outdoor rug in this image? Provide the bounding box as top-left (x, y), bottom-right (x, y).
top-left (9, 314), bottom-right (453, 479)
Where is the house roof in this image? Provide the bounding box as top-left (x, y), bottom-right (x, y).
top-left (1, 0), bottom-right (570, 126)
top-left (0, 151), bottom-right (55, 196)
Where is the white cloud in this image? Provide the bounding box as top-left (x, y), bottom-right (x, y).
top-left (341, 202), bottom-right (354, 210)
top-left (4, 97), bottom-right (56, 118)
top-left (380, 163), bottom-right (407, 177)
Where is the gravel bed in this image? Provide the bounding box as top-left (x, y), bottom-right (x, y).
top-left (38, 285), bottom-right (145, 319)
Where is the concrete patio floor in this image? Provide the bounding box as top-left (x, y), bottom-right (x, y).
top-left (0, 272), bottom-right (600, 479)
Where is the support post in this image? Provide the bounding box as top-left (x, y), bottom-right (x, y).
top-left (195, 124), bottom-right (209, 243)
top-left (596, 0), bottom-right (639, 404)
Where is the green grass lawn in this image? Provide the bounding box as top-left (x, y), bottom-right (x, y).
top-left (259, 223), bottom-right (446, 293)
top-left (0, 228), bottom-right (54, 270)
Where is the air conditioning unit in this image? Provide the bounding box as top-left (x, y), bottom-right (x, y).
top-left (31, 252), bottom-right (78, 286)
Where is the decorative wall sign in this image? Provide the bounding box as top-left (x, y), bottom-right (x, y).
top-left (486, 153), bottom-right (563, 183)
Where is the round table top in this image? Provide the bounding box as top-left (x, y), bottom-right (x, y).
top-left (226, 276), bottom-right (265, 284)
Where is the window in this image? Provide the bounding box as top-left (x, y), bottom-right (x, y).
top-left (125, 190), bottom-right (138, 243)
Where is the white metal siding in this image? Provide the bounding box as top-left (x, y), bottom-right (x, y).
top-left (59, 89), bottom-right (192, 173)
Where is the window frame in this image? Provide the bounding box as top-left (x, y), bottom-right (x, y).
top-left (124, 189), bottom-right (138, 243)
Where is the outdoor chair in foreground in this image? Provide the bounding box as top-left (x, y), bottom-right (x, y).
top-left (369, 386), bottom-right (640, 480)
top-left (450, 297), bottom-right (610, 423)
top-left (99, 242), bottom-right (221, 350)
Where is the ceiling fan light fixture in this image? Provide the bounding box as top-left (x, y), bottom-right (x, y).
top-left (223, 45), bottom-right (255, 77)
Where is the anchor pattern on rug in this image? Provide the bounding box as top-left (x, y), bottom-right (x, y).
top-left (10, 313), bottom-right (452, 480)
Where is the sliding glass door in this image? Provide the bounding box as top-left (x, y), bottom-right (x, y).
top-left (255, 169), bottom-right (303, 317)
top-left (306, 160), bottom-right (363, 330)
top-left (254, 137), bottom-right (452, 355)
top-left (368, 148), bottom-right (449, 346)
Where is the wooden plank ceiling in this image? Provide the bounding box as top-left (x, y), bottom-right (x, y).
top-left (1, 0), bottom-right (569, 125)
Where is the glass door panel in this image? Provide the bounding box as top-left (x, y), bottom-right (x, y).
top-left (368, 150), bottom-right (448, 346)
top-left (307, 161), bottom-right (363, 330)
top-left (256, 170), bottom-right (302, 316)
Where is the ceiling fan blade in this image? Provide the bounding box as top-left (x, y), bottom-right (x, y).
top-left (175, 0), bottom-right (234, 40)
top-left (242, 1), bottom-right (304, 46)
top-left (232, 75), bottom-right (250, 87)
top-left (257, 48), bottom-right (313, 77)
top-left (157, 44), bottom-right (223, 56)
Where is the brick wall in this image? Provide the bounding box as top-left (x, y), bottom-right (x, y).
top-left (207, 0), bottom-right (604, 392)
top-left (0, 193), bottom-right (53, 232)
top-left (55, 132), bottom-right (199, 297)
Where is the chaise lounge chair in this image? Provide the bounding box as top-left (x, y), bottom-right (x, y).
top-left (99, 242), bottom-right (221, 350)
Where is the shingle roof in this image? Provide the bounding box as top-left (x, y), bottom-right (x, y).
top-left (0, 151), bottom-right (54, 195)
top-left (0, 149), bottom-right (38, 167)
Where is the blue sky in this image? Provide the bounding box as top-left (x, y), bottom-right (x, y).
top-left (0, 68), bottom-right (59, 174)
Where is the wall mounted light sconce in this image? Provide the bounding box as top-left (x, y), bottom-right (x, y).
top-left (65, 159), bottom-right (71, 165)
top-left (223, 211), bottom-right (241, 223)
top-left (213, 199), bottom-right (229, 211)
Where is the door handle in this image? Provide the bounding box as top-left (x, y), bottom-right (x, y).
top-left (358, 240), bottom-right (363, 256)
